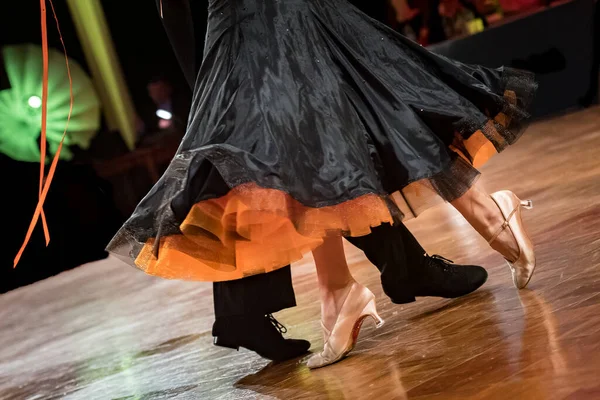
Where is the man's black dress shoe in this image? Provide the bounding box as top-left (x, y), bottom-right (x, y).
top-left (385, 255), bottom-right (488, 304)
top-left (213, 314), bottom-right (310, 361)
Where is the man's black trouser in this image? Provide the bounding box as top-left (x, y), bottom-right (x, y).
top-left (214, 222), bottom-right (425, 318)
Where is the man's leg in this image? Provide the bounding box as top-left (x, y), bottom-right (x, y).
top-left (346, 223), bottom-right (423, 303)
top-left (212, 266), bottom-right (310, 361)
top-left (212, 223), bottom-right (487, 361)
top-left (213, 265), bottom-right (296, 318)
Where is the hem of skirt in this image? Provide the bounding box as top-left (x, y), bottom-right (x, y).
top-left (393, 68), bottom-right (537, 219)
top-left (128, 68), bottom-right (538, 282)
top-left (130, 146), bottom-right (483, 282)
top-left (134, 184), bottom-right (395, 282)
top-left (454, 67), bottom-right (538, 162)
top-left (130, 120), bottom-right (529, 282)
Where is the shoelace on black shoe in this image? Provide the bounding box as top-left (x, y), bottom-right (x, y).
top-left (428, 254), bottom-right (457, 273)
top-left (267, 314), bottom-right (288, 334)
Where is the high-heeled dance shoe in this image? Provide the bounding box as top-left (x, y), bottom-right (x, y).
top-left (307, 283), bottom-right (384, 369)
top-left (489, 190), bottom-right (536, 289)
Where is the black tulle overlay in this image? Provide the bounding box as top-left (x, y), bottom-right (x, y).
top-left (107, 0), bottom-right (537, 281)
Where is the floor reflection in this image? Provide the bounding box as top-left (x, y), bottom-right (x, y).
top-left (236, 353), bottom-right (408, 400)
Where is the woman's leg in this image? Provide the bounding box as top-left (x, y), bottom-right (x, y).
top-left (450, 180), bottom-right (519, 261)
top-left (312, 236), bottom-right (356, 329)
top-left (308, 235), bottom-right (384, 368)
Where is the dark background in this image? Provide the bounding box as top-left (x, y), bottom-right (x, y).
top-left (430, 0), bottom-right (597, 116)
top-left (0, 1), bottom-right (188, 292)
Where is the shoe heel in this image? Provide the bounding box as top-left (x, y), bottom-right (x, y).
top-left (520, 199), bottom-right (533, 210)
top-left (213, 336), bottom-right (240, 351)
top-left (362, 299), bottom-right (385, 329)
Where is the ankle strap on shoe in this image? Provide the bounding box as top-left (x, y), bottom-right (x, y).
top-left (488, 204), bottom-right (520, 245)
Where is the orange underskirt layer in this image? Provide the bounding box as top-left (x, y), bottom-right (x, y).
top-left (135, 185), bottom-right (394, 281)
top-left (135, 90), bottom-right (517, 282)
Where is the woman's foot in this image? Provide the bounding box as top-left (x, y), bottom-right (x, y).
top-left (488, 190), bottom-right (536, 289)
top-left (453, 187), bottom-right (519, 260)
top-left (307, 282), bottom-right (384, 369)
top-left (319, 279), bottom-right (355, 333)
top-left (476, 197), bottom-right (521, 262)
top-left (452, 185), bottom-right (535, 289)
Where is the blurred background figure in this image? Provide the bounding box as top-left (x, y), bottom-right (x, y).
top-left (389, 0), bottom-right (423, 41)
top-left (390, 0), bottom-right (489, 44)
top-left (438, 0), bottom-right (487, 38)
top-left (499, 0), bottom-right (545, 16)
top-left (391, 0), bottom-right (448, 44)
top-left (136, 75), bottom-right (188, 147)
top-left (147, 76), bottom-right (175, 130)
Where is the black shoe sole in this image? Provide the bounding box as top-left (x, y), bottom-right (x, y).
top-left (389, 295), bottom-right (417, 305)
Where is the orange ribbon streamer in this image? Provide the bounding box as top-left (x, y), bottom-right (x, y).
top-left (39, 0), bottom-right (50, 246)
top-left (14, 0), bottom-right (73, 267)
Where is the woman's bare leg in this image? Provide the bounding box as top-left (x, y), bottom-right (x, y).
top-left (312, 236), bottom-right (355, 329)
top-left (450, 181), bottom-right (519, 261)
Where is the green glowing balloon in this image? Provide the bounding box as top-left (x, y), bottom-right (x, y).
top-left (0, 44), bottom-right (101, 162)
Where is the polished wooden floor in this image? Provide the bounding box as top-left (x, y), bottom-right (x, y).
top-left (2, 108), bottom-right (600, 400)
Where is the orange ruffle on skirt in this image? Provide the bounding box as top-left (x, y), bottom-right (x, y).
top-left (131, 90), bottom-right (528, 282)
top-left (135, 183), bottom-right (393, 281)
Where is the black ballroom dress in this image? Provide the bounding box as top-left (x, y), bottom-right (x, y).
top-left (107, 0), bottom-right (536, 281)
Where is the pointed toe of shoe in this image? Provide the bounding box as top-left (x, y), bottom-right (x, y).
top-left (307, 353), bottom-right (326, 369)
